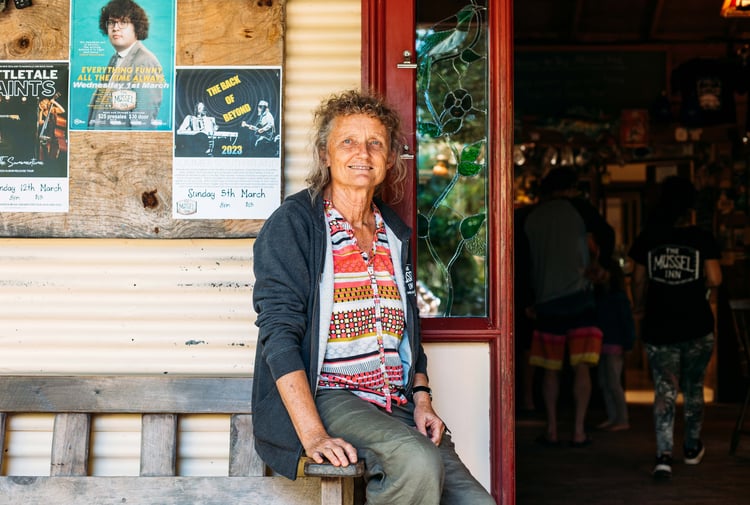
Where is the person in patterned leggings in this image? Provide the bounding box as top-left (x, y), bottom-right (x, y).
top-left (629, 175), bottom-right (722, 480)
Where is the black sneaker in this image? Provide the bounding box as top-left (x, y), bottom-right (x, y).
top-left (684, 441), bottom-right (705, 465)
top-left (652, 454), bottom-right (672, 480)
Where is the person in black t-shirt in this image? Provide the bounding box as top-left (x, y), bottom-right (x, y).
top-left (629, 176), bottom-right (722, 480)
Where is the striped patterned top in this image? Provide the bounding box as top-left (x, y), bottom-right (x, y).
top-left (318, 199), bottom-right (407, 411)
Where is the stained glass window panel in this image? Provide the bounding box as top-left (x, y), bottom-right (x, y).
top-left (415, 0), bottom-right (488, 317)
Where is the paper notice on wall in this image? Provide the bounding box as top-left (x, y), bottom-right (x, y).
top-left (0, 61), bottom-right (70, 212)
top-left (69, 0), bottom-right (175, 131)
top-left (172, 66), bottom-right (282, 220)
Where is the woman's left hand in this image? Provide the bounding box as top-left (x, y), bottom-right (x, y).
top-left (413, 397), bottom-right (446, 446)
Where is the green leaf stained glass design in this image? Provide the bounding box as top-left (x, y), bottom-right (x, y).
top-left (416, 0), bottom-right (488, 317)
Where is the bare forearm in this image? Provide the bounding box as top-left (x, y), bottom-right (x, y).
top-left (705, 259), bottom-right (722, 326)
top-left (276, 370), bottom-right (328, 448)
top-left (275, 370), bottom-right (358, 466)
top-left (412, 372), bottom-right (432, 408)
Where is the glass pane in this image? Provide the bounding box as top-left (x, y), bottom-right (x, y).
top-left (415, 0), bottom-right (489, 317)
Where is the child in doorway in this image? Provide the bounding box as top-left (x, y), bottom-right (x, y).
top-left (594, 257), bottom-right (635, 431)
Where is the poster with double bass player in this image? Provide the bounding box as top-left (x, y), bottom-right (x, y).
top-left (0, 61), bottom-right (69, 212)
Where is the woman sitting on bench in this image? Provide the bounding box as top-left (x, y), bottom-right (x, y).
top-left (251, 89), bottom-right (494, 505)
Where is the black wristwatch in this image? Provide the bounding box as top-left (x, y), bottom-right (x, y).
top-left (412, 385), bottom-right (432, 399)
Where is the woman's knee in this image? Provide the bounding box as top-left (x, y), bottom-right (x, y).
top-left (364, 436), bottom-right (444, 505)
top-left (412, 437), bottom-right (444, 482)
top-left (384, 434), bottom-right (443, 482)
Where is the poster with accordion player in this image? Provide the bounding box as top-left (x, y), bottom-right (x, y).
top-left (0, 61), bottom-right (70, 212)
top-left (172, 66), bottom-right (282, 220)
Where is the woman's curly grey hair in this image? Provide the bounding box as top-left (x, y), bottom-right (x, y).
top-left (306, 89), bottom-right (407, 203)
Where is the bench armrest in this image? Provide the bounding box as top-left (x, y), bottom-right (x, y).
top-left (301, 458), bottom-right (365, 478)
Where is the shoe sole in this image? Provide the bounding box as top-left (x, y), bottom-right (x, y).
top-left (653, 463), bottom-right (672, 480)
top-left (684, 446), bottom-right (705, 465)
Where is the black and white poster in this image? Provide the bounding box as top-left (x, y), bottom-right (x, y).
top-left (172, 66), bottom-right (282, 220)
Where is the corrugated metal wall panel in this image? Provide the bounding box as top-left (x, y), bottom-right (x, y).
top-left (0, 238), bottom-right (255, 376)
top-left (284, 0), bottom-right (362, 194)
top-left (4, 413), bottom-right (234, 477)
top-left (0, 236), bottom-right (255, 475)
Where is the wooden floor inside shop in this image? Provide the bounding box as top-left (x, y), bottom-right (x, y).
top-left (516, 371), bottom-right (750, 505)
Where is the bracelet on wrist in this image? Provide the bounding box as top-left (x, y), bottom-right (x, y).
top-left (412, 385), bottom-right (432, 400)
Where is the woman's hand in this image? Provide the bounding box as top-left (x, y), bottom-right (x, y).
top-left (304, 433), bottom-right (358, 467)
top-left (412, 378), bottom-right (445, 445)
top-left (414, 398), bottom-right (446, 445)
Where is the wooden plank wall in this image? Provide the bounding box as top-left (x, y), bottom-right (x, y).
top-left (0, 0), bottom-right (283, 238)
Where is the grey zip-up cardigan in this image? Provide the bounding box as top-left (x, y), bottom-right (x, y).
top-left (251, 189), bottom-right (427, 480)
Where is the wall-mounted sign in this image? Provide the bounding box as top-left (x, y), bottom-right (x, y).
top-left (0, 61), bottom-right (70, 212)
top-left (172, 66), bottom-right (282, 220)
top-left (69, 0), bottom-right (175, 131)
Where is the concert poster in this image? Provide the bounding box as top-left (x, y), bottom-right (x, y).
top-left (0, 61), bottom-right (70, 212)
top-left (69, 0), bottom-right (175, 131)
top-left (172, 66), bottom-right (282, 220)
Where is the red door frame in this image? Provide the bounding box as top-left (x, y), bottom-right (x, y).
top-left (362, 1), bottom-right (515, 503)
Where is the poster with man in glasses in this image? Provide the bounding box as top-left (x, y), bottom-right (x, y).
top-left (69, 0), bottom-right (175, 131)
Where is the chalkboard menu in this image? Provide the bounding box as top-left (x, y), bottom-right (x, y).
top-left (514, 50), bottom-right (668, 117)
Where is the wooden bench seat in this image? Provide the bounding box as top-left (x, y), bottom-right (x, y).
top-left (0, 376), bottom-right (364, 505)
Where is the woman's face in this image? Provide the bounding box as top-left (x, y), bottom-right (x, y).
top-left (325, 114), bottom-right (392, 193)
